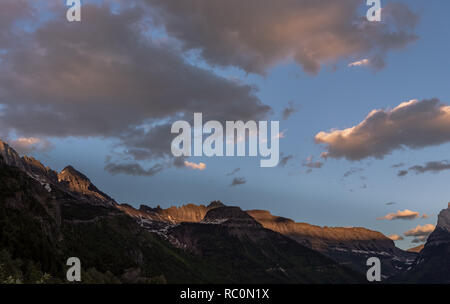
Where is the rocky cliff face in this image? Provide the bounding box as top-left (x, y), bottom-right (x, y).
top-left (166, 206), bottom-right (364, 283)
top-left (397, 204), bottom-right (450, 283)
top-left (1, 139), bottom-right (115, 206)
top-left (57, 165), bottom-right (114, 205)
top-left (0, 140), bottom-right (25, 169)
top-left (22, 156), bottom-right (58, 183)
top-left (247, 209), bottom-right (417, 278)
top-left (407, 244), bottom-right (424, 253)
top-left (118, 201), bottom-right (224, 223)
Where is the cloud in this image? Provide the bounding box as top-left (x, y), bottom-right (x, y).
top-left (398, 160), bottom-right (450, 176)
top-left (104, 162), bottom-right (164, 177)
top-left (184, 161), bottom-right (206, 170)
top-left (279, 153), bottom-right (294, 167)
top-left (147, 0), bottom-right (418, 74)
top-left (386, 202), bottom-right (396, 205)
top-left (282, 101), bottom-right (299, 120)
top-left (230, 177), bottom-right (246, 187)
top-left (411, 236), bottom-right (428, 243)
top-left (391, 163), bottom-right (405, 168)
top-left (388, 234), bottom-right (404, 241)
top-left (9, 137), bottom-right (52, 154)
top-left (404, 224), bottom-right (435, 237)
top-left (411, 161), bottom-right (450, 173)
top-left (343, 167), bottom-right (364, 178)
top-left (397, 170), bottom-right (408, 177)
top-left (348, 58), bottom-right (370, 67)
top-left (0, 2), bottom-right (271, 176)
top-left (303, 156), bottom-right (324, 169)
top-left (226, 168), bottom-right (240, 176)
top-left (315, 99), bottom-right (450, 161)
top-left (377, 209), bottom-right (421, 221)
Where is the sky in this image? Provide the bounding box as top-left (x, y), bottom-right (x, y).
top-left (1, 0), bottom-right (450, 250)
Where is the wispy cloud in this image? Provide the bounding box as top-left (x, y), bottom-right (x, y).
top-left (230, 177), bottom-right (247, 187)
top-left (226, 168), bottom-right (240, 176)
top-left (282, 101), bottom-right (299, 120)
top-left (303, 156), bottom-right (324, 170)
top-left (348, 58), bottom-right (370, 67)
top-left (279, 153), bottom-right (294, 167)
top-left (404, 224), bottom-right (435, 236)
top-left (397, 170), bottom-right (408, 177)
top-left (377, 209), bottom-right (422, 221)
top-left (391, 163), bottom-right (405, 168)
top-left (9, 137), bottom-right (52, 154)
top-left (397, 160), bottom-right (450, 176)
top-left (105, 162), bottom-right (164, 177)
top-left (184, 161), bottom-right (206, 171)
top-left (343, 167), bottom-right (364, 178)
top-left (388, 234), bottom-right (404, 241)
top-left (404, 224), bottom-right (435, 243)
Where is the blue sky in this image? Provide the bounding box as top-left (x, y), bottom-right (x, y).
top-left (2, 0), bottom-right (450, 249)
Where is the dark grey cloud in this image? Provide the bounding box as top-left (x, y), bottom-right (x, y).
top-left (343, 167), bottom-right (364, 178)
top-left (279, 153), bottom-right (294, 167)
top-left (316, 99), bottom-right (450, 161)
top-left (0, 0), bottom-right (31, 47)
top-left (409, 161), bottom-right (450, 174)
top-left (146, 0), bottom-right (418, 74)
top-left (230, 177), bottom-right (246, 187)
top-left (282, 102), bottom-right (299, 120)
top-left (397, 160), bottom-right (450, 177)
top-left (226, 168), bottom-right (240, 176)
top-left (386, 202), bottom-right (396, 206)
top-left (105, 162), bottom-right (164, 177)
top-left (391, 162), bottom-right (405, 168)
top-left (397, 170), bottom-right (408, 177)
top-left (0, 2), bottom-right (271, 175)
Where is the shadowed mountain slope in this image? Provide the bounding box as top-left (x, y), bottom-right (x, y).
top-left (0, 139), bottom-right (364, 283)
top-left (247, 209), bottom-right (417, 278)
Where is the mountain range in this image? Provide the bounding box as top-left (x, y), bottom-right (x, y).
top-left (0, 139), bottom-right (449, 283)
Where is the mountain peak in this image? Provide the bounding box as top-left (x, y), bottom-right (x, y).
top-left (205, 206), bottom-right (252, 220)
top-left (60, 165), bottom-right (87, 177)
top-left (202, 206), bottom-right (263, 228)
top-left (207, 201), bottom-right (225, 208)
top-left (58, 165), bottom-right (114, 204)
top-left (0, 139), bottom-right (24, 169)
top-left (436, 204), bottom-right (450, 231)
top-left (21, 155), bottom-right (58, 182)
